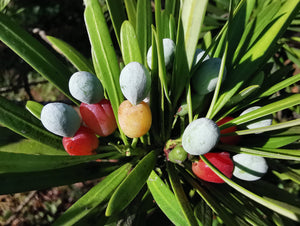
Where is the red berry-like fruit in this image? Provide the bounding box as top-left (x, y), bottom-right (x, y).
top-left (62, 126), bottom-right (99, 156)
top-left (216, 116), bottom-right (240, 145)
top-left (192, 152), bottom-right (234, 183)
top-left (80, 99), bottom-right (117, 137)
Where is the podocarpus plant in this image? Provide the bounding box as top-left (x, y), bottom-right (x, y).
top-left (1, 0), bottom-right (300, 225)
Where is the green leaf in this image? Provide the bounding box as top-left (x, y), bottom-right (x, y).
top-left (170, 12), bottom-right (189, 104)
top-left (212, 0), bottom-right (300, 118)
top-left (167, 162), bottom-right (198, 225)
top-left (0, 0), bottom-right (10, 11)
top-left (124, 0), bottom-right (137, 29)
top-left (120, 20), bottom-right (143, 65)
top-left (0, 152), bottom-right (115, 173)
top-left (181, 0), bottom-right (209, 68)
top-left (84, 0), bottom-right (127, 144)
top-left (147, 170), bottom-right (188, 225)
top-left (234, 119), bottom-right (300, 136)
top-left (0, 139), bottom-right (65, 155)
top-left (259, 73), bottom-right (300, 98)
top-left (219, 94), bottom-right (300, 130)
top-left (106, 150), bottom-right (157, 216)
top-left (218, 144), bottom-right (300, 161)
top-left (47, 36), bottom-right (95, 74)
top-left (0, 161), bottom-right (118, 195)
top-left (106, 0), bottom-right (127, 47)
top-left (180, 167), bottom-right (240, 225)
top-left (226, 85), bottom-right (260, 107)
top-left (53, 163), bottom-right (132, 226)
top-left (200, 155), bottom-right (300, 222)
top-left (0, 13), bottom-right (77, 104)
top-left (25, 100), bottom-right (43, 120)
top-left (0, 96), bottom-right (63, 149)
top-left (239, 126), bottom-right (300, 148)
top-left (136, 0), bottom-right (152, 66)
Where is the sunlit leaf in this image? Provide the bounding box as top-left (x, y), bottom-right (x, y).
top-left (106, 150), bottom-right (156, 216)
top-left (147, 170), bottom-right (188, 225)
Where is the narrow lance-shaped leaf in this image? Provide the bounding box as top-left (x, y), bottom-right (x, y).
top-left (0, 162), bottom-right (118, 195)
top-left (167, 162), bottom-right (198, 225)
top-left (47, 36), bottom-right (95, 74)
top-left (106, 0), bottom-right (127, 47)
top-left (181, 0), bottom-right (208, 69)
top-left (106, 150), bottom-right (157, 216)
top-left (84, 0), bottom-right (128, 144)
top-left (53, 163), bottom-right (132, 226)
top-left (218, 145), bottom-right (300, 161)
top-left (0, 151), bottom-right (116, 173)
top-left (136, 0), bottom-right (152, 66)
top-left (212, 0), bottom-right (300, 118)
top-left (0, 96), bottom-right (62, 149)
top-left (0, 13), bottom-right (78, 104)
top-left (124, 0), bottom-right (137, 29)
top-left (0, 139), bottom-right (65, 156)
top-left (200, 155), bottom-right (300, 222)
top-left (219, 94), bottom-right (300, 130)
top-left (120, 20), bottom-right (143, 65)
top-left (25, 101), bottom-right (43, 120)
top-left (147, 170), bottom-right (189, 226)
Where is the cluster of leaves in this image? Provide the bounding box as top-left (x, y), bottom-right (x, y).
top-left (0, 0), bottom-right (300, 225)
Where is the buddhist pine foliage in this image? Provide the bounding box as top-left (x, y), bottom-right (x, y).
top-left (0, 0), bottom-right (300, 225)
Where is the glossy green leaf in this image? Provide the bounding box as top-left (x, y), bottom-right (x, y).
top-left (0, 151), bottom-right (115, 173)
top-left (218, 144), bottom-right (300, 161)
top-left (180, 167), bottom-right (240, 225)
top-left (212, 0), bottom-right (300, 118)
top-left (0, 0), bottom-right (10, 11)
top-left (226, 85), bottom-right (260, 106)
top-left (84, 0), bottom-right (127, 144)
top-left (147, 170), bottom-right (188, 225)
top-left (0, 161), bottom-right (118, 195)
top-left (106, 150), bottom-right (157, 216)
top-left (153, 28), bottom-right (170, 103)
top-left (0, 139), bottom-right (65, 155)
top-left (259, 73), bottom-right (300, 98)
top-left (120, 20), bottom-right (142, 65)
top-left (53, 163), bottom-right (132, 226)
top-left (124, 0), bottom-right (137, 29)
top-left (136, 0), bottom-right (152, 66)
top-left (170, 12), bottom-right (189, 104)
top-left (106, 0), bottom-right (127, 47)
top-left (204, 182), bottom-right (271, 225)
top-left (0, 13), bottom-right (77, 104)
top-left (234, 119), bottom-right (300, 135)
top-left (200, 155), bottom-right (300, 222)
top-left (181, 0), bottom-right (208, 68)
top-left (0, 96), bottom-right (63, 149)
top-left (47, 36), bottom-right (95, 74)
top-left (239, 126), bottom-right (300, 148)
top-left (219, 94), bottom-right (300, 130)
top-left (167, 162), bottom-right (198, 225)
top-left (25, 100), bottom-right (43, 120)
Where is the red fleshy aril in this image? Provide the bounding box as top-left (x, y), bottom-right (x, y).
top-left (62, 126), bottom-right (99, 156)
top-left (192, 152), bottom-right (234, 183)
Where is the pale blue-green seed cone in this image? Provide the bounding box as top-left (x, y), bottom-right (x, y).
top-left (191, 58), bottom-right (226, 95)
top-left (120, 62), bottom-right (151, 105)
top-left (69, 71), bottom-right (104, 104)
top-left (41, 102), bottom-right (81, 137)
top-left (147, 38), bottom-right (175, 70)
top-left (182, 118), bottom-right (220, 155)
top-left (233, 153), bottom-right (268, 181)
